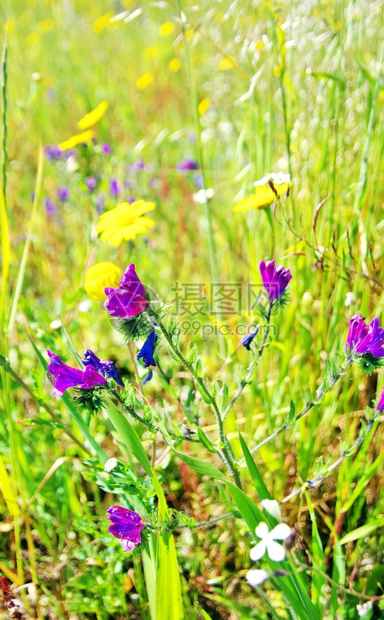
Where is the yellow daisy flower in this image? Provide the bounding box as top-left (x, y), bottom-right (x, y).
top-left (233, 172), bottom-right (291, 212)
top-left (84, 262), bottom-right (121, 300)
top-left (96, 200), bottom-right (156, 246)
top-left (59, 129), bottom-right (95, 151)
top-left (78, 101), bottom-right (109, 131)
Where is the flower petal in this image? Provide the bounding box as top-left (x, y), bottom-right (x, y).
top-left (246, 569), bottom-right (270, 587)
top-left (266, 540), bottom-right (286, 562)
top-left (255, 522), bottom-right (269, 539)
top-left (250, 540), bottom-right (267, 561)
top-left (270, 523), bottom-right (291, 541)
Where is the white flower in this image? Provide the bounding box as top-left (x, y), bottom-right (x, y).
top-left (250, 522), bottom-right (291, 562)
top-left (193, 188), bottom-right (214, 204)
top-left (254, 172), bottom-right (291, 188)
top-left (357, 602), bottom-right (373, 617)
top-left (261, 499), bottom-right (282, 522)
top-left (104, 458), bottom-right (118, 472)
top-left (246, 569), bottom-right (270, 587)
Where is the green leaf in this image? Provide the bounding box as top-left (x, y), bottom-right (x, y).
top-left (225, 482), bottom-right (264, 533)
top-left (156, 532), bottom-right (184, 620)
top-left (197, 427), bottom-right (216, 453)
top-left (304, 491), bottom-right (326, 618)
top-left (339, 519), bottom-right (384, 545)
top-left (238, 433), bottom-right (271, 501)
top-left (105, 397), bottom-right (152, 476)
top-left (173, 450), bottom-right (229, 483)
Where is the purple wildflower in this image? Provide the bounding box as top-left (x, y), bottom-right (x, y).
top-left (129, 159), bottom-right (145, 173)
top-left (86, 176), bottom-right (97, 191)
top-left (107, 506), bottom-right (144, 552)
top-left (96, 194), bottom-right (105, 213)
top-left (44, 145), bottom-right (62, 160)
top-left (346, 315), bottom-right (384, 358)
top-left (104, 264), bottom-right (148, 319)
top-left (57, 186), bottom-right (69, 201)
top-left (259, 260), bottom-right (292, 303)
top-left (177, 158), bottom-right (199, 172)
top-left (242, 326), bottom-right (259, 350)
top-left (82, 350), bottom-right (124, 387)
top-left (47, 350), bottom-right (106, 396)
top-left (110, 177), bottom-right (120, 197)
top-left (44, 197), bottom-right (57, 217)
top-left (137, 330), bottom-right (158, 367)
top-left (101, 142), bottom-right (111, 155)
top-left (127, 195), bottom-right (136, 204)
top-left (377, 388), bottom-right (384, 411)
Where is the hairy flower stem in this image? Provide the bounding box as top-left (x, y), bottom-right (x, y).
top-left (281, 412), bottom-right (380, 503)
top-left (150, 310), bottom-right (242, 488)
top-left (248, 356), bottom-right (354, 457)
top-left (222, 302), bottom-right (273, 421)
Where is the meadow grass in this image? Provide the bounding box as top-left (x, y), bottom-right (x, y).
top-left (0, 0), bottom-right (384, 618)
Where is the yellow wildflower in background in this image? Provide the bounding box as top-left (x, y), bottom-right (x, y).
top-left (96, 200), bottom-right (156, 246)
top-left (136, 72), bottom-right (153, 89)
top-left (92, 13), bottom-right (113, 33)
top-left (78, 101), bottom-right (109, 131)
top-left (85, 262), bottom-right (121, 300)
top-left (198, 97), bottom-right (210, 116)
top-left (59, 129), bottom-right (95, 151)
top-left (38, 19), bottom-right (54, 33)
top-left (218, 57), bottom-right (235, 70)
top-left (159, 21), bottom-right (175, 36)
top-left (169, 58), bottom-right (181, 72)
top-left (27, 32), bottom-right (39, 45)
top-left (144, 45), bottom-right (159, 59)
top-left (233, 173), bottom-right (291, 212)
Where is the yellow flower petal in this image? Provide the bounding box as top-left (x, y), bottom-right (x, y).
top-left (96, 201), bottom-right (156, 246)
top-left (84, 262), bottom-right (121, 300)
top-left (233, 173), bottom-right (291, 211)
top-left (198, 97), bottom-right (210, 116)
top-left (169, 58), bottom-right (181, 72)
top-left (59, 129), bottom-right (95, 151)
top-left (78, 101), bottom-right (109, 131)
top-left (159, 21), bottom-right (175, 36)
top-left (136, 72), bottom-right (153, 89)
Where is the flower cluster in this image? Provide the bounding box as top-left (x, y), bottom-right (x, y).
top-left (346, 315), bottom-right (384, 358)
top-left (47, 350), bottom-right (123, 396)
top-left (104, 264), bottom-right (148, 319)
top-left (107, 506), bottom-right (144, 552)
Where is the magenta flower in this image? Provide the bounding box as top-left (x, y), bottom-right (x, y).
top-left (104, 264), bottom-right (148, 319)
top-left (47, 351), bottom-right (106, 396)
top-left (107, 506), bottom-right (144, 551)
top-left (346, 315), bottom-right (384, 357)
top-left (177, 158), bottom-right (199, 171)
top-left (377, 388), bottom-right (384, 411)
top-left (259, 260), bottom-right (292, 303)
top-left (82, 350), bottom-right (124, 387)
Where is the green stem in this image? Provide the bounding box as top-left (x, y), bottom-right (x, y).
top-left (151, 310), bottom-right (241, 487)
top-left (248, 356), bottom-right (354, 457)
top-left (222, 302), bottom-right (273, 421)
top-left (1, 32), bottom-right (7, 200)
top-left (176, 0), bottom-right (225, 358)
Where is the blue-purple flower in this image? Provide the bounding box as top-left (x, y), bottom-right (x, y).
top-left (242, 326), bottom-right (259, 350)
top-left (104, 264), bottom-right (148, 319)
top-left (259, 260), bottom-right (292, 303)
top-left (110, 177), bottom-right (120, 197)
top-left (107, 506), bottom-right (144, 551)
top-left (47, 350), bottom-right (106, 396)
top-left (57, 186), bottom-right (69, 201)
top-left (44, 197), bottom-right (57, 217)
top-left (44, 145), bottom-right (62, 160)
top-left (346, 315), bottom-right (384, 358)
top-left (129, 159), bottom-right (145, 173)
top-left (86, 176), bottom-right (97, 191)
top-left (177, 158), bottom-right (199, 172)
top-left (82, 350), bottom-right (124, 386)
top-left (137, 330), bottom-right (158, 367)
